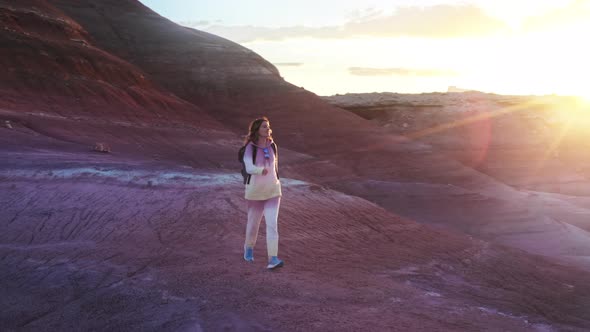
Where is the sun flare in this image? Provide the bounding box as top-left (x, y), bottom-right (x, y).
top-left (579, 94), bottom-right (590, 105)
top-left (552, 96), bottom-right (590, 127)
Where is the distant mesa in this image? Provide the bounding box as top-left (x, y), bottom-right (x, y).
top-left (447, 86), bottom-right (476, 93)
top-left (274, 62), bottom-right (303, 67)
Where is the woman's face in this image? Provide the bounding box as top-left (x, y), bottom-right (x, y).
top-left (258, 121), bottom-right (272, 138)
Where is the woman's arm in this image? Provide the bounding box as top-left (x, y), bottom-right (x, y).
top-left (274, 143), bottom-right (279, 179)
top-left (244, 143), bottom-right (264, 175)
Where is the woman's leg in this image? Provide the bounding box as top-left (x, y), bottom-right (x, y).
top-left (245, 200), bottom-right (265, 250)
top-left (263, 196), bottom-right (281, 258)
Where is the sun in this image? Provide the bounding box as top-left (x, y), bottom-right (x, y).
top-left (567, 94), bottom-right (590, 115)
top-left (556, 95), bottom-right (590, 126)
top-left (579, 94), bottom-right (590, 105)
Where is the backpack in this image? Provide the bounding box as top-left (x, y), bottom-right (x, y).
top-left (238, 142), bottom-right (279, 184)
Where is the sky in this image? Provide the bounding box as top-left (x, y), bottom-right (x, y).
top-left (139, 0), bottom-right (590, 97)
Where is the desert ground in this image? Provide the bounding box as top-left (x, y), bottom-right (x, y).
top-left (2, 1), bottom-right (590, 331)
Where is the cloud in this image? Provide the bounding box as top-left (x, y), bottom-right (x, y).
top-left (522, 0), bottom-right (590, 31)
top-left (349, 67), bottom-right (458, 77)
top-left (196, 25), bottom-right (347, 43)
top-left (274, 62), bottom-right (304, 67)
top-left (345, 7), bottom-right (385, 22)
top-left (184, 4), bottom-right (508, 43)
top-left (345, 5), bottom-right (507, 39)
top-left (178, 20), bottom-right (212, 27)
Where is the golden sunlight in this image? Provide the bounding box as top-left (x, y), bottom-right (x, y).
top-left (579, 94), bottom-right (590, 105)
top-left (554, 97), bottom-right (590, 127)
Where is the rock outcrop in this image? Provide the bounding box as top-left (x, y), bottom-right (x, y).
top-left (324, 91), bottom-right (590, 195)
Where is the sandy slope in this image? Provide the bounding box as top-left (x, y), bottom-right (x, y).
top-left (2, 124), bottom-right (590, 331)
top-left (1, 163), bottom-right (590, 330)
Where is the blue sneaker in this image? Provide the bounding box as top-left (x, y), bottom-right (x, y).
top-left (244, 246), bottom-right (254, 262)
top-left (267, 256), bottom-right (284, 269)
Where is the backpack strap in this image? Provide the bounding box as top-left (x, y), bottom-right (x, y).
top-left (271, 142), bottom-right (279, 179)
top-left (246, 142), bottom-right (257, 184)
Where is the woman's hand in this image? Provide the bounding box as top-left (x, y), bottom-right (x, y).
top-left (262, 168), bottom-right (269, 175)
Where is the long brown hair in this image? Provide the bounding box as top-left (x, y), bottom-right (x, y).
top-left (244, 116), bottom-right (272, 144)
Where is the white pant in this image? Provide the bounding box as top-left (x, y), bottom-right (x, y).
top-left (244, 196), bottom-right (281, 257)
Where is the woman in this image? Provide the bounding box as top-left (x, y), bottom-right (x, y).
top-left (242, 117), bottom-right (283, 269)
